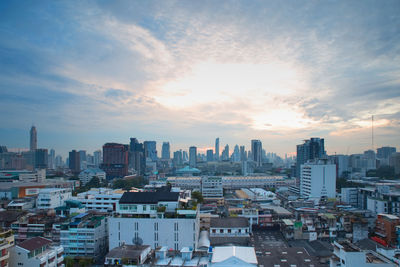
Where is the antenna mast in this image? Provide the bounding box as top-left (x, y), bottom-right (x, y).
top-left (371, 115), bottom-right (374, 151)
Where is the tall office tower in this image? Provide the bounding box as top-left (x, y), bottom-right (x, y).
top-left (48, 149), bottom-right (55, 169)
top-left (183, 151), bottom-right (188, 162)
top-left (101, 143), bottom-right (129, 179)
top-left (161, 142), bottom-right (171, 159)
top-left (296, 137), bottom-right (325, 178)
top-left (34, 149), bottom-right (48, 169)
top-left (300, 160), bottom-right (336, 199)
top-left (251, 140), bottom-right (262, 167)
top-left (206, 149), bottom-right (214, 162)
top-left (240, 146), bottom-right (246, 162)
top-left (55, 155), bottom-right (63, 168)
top-left (189, 146), bottom-right (197, 168)
top-left (363, 150), bottom-right (376, 170)
top-left (69, 150), bottom-right (81, 174)
top-left (221, 144), bottom-right (229, 161)
top-left (144, 141), bottom-right (157, 161)
top-left (215, 138), bottom-right (220, 161)
top-left (377, 146), bottom-right (396, 166)
top-left (129, 138), bottom-right (145, 175)
top-left (173, 150), bottom-right (183, 167)
top-left (30, 126), bottom-right (37, 151)
top-left (232, 145), bottom-right (240, 162)
top-left (93, 150), bottom-right (102, 166)
top-left (79, 150), bottom-right (87, 170)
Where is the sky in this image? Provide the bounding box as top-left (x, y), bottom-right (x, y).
top-left (0, 0), bottom-right (399, 158)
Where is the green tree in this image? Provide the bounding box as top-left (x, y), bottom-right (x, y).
top-left (192, 191), bottom-right (204, 204)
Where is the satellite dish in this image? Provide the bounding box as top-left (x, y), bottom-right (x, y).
top-left (132, 236), bottom-right (143, 246)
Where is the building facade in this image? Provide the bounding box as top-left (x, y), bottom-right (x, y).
top-left (300, 160), bottom-right (336, 199)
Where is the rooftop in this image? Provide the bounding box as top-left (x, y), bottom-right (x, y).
top-left (210, 217), bottom-right (249, 228)
top-left (106, 244), bottom-right (151, 259)
top-left (212, 246), bottom-right (257, 264)
top-left (18, 237), bottom-right (52, 252)
top-left (119, 191), bottom-right (179, 204)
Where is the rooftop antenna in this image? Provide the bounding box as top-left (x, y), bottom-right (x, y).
top-left (371, 115), bottom-right (374, 151)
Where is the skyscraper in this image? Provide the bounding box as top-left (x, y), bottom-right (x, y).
top-left (206, 149), bottom-right (214, 162)
top-left (296, 137), bottom-right (326, 178)
top-left (69, 150), bottom-right (81, 174)
top-left (189, 146), bottom-right (197, 168)
top-left (30, 126), bottom-right (37, 151)
top-left (240, 146), bottom-right (246, 162)
top-left (93, 150), bottom-right (102, 166)
top-left (34, 148), bottom-right (48, 169)
top-left (162, 142), bottom-right (171, 159)
top-left (173, 150), bottom-right (183, 167)
top-left (48, 149), bottom-right (55, 169)
top-left (232, 145), bottom-right (240, 162)
top-left (221, 144), bottom-right (229, 161)
top-left (101, 143), bottom-right (129, 179)
top-left (251, 140), bottom-right (262, 167)
top-left (215, 138), bottom-right (220, 161)
top-left (79, 150), bottom-right (87, 170)
top-left (129, 138), bottom-right (145, 175)
top-left (144, 141), bottom-right (157, 161)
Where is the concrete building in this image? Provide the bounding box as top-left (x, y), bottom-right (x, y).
top-left (341, 188), bottom-right (358, 207)
top-left (109, 189), bottom-right (200, 251)
top-left (101, 143), bottom-right (129, 179)
top-left (0, 229), bottom-right (14, 267)
top-left (211, 246), bottom-right (257, 267)
top-left (9, 237), bottom-right (64, 267)
top-left (0, 169), bottom-right (46, 183)
top-left (78, 168), bottom-right (106, 186)
top-left (36, 188), bottom-right (72, 209)
top-left (201, 176), bottom-right (223, 198)
top-left (60, 212), bottom-right (107, 258)
top-left (330, 241), bottom-right (395, 267)
top-left (375, 214), bottom-right (400, 247)
top-left (206, 149), bottom-right (214, 162)
top-left (389, 153), bottom-right (400, 175)
top-left (210, 217), bottom-right (250, 246)
top-left (73, 188), bottom-right (122, 213)
top-left (104, 245), bottom-right (151, 266)
top-left (34, 149), bottom-right (48, 169)
top-left (300, 160), bottom-right (336, 199)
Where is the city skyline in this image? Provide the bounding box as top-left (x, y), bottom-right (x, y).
top-left (0, 1), bottom-right (399, 157)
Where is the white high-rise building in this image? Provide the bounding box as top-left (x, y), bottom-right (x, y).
top-left (300, 160), bottom-right (336, 199)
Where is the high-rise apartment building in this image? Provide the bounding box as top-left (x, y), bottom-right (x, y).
top-left (296, 137), bottom-right (325, 178)
top-left (101, 143), bottom-right (129, 179)
top-left (189, 146), bottom-right (197, 168)
top-left (79, 150), bottom-right (87, 170)
top-left (29, 126), bottom-right (37, 151)
top-left (377, 146), bottom-right (396, 159)
top-left (215, 138), bottom-right (220, 161)
top-left (251, 140), bottom-right (262, 167)
top-left (300, 160), bottom-right (336, 199)
top-left (69, 150), bottom-right (81, 174)
top-left (162, 142), bottom-right (170, 159)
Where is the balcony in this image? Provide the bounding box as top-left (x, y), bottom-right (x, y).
top-left (0, 252), bottom-right (10, 262)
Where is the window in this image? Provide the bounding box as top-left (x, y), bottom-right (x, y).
top-left (143, 205), bottom-right (147, 211)
top-left (220, 229), bottom-right (223, 233)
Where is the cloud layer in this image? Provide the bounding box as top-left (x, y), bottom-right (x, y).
top-left (0, 0), bottom-right (399, 156)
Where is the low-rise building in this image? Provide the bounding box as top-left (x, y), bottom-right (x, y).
top-left (60, 212), bottom-right (108, 259)
top-left (9, 236), bottom-right (64, 267)
top-left (78, 168), bottom-right (106, 186)
top-left (37, 188), bottom-right (72, 210)
top-left (109, 188), bottom-right (200, 251)
top-left (210, 246), bottom-right (257, 267)
top-left (104, 244), bottom-right (151, 266)
top-left (209, 217), bottom-right (250, 246)
top-left (73, 188), bottom-right (122, 213)
top-left (375, 213), bottom-right (400, 247)
top-left (0, 229), bottom-right (14, 267)
top-left (331, 241), bottom-right (395, 267)
top-left (201, 176), bottom-right (223, 198)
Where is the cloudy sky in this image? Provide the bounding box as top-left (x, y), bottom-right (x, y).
top-left (0, 0), bottom-right (399, 158)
